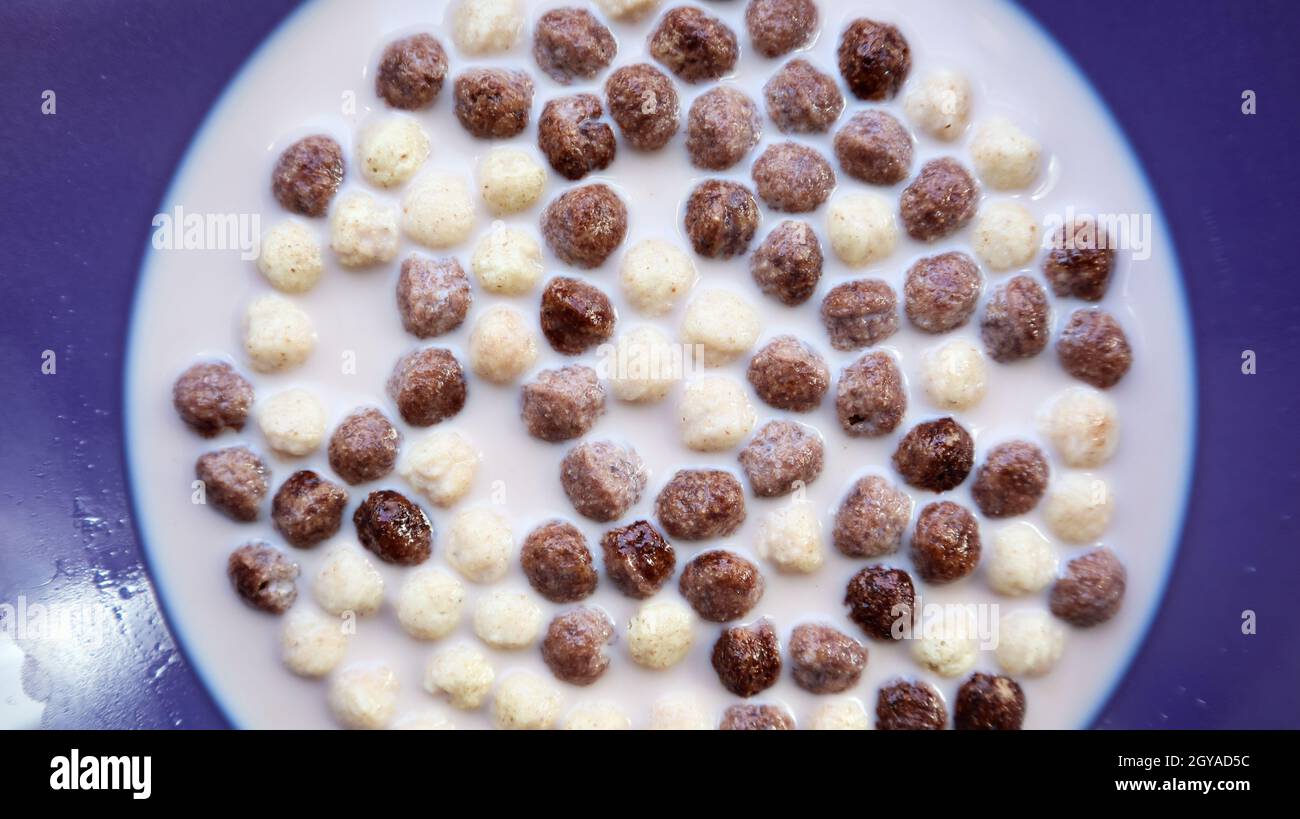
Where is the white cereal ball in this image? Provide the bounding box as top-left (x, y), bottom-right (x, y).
top-left (971, 117), bottom-right (1042, 190)
top-left (680, 289), bottom-right (760, 366)
top-left (468, 306), bottom-right (539, 384)
top-left (471, 224), bottom-right (543, 295)
top-left (1040, 386), bottom-right (1120, 468)
top-left (904, 70), bottom-right (972, 141)
top-left (607, 325), bottom-right (678, 404)
top-left (424, 643), bottom-right (495, 709)
top-left (996, 610), bottom-right (1066, 677)
top-left (313, 544), bottom-right (384, 616)
top-left (986, 522), bottom-right (1059, 596)
top-left (493, 671), bottom-right (562, 730)
top-left (445, 506), bottom-right (513, 583)
top-left (827, 192), bottom-right (897, 267)
top-left (394, 710), bottom-right (456, 730)
top-left (453, 0), bottom-right (523, 55)
top-left (973, 201), bottom-right (1040, 272)
top-left (628, 600), bottom-right (694, 670)
top-left (649, 693), bottom-right (711, 730)
top-left (402, 173), bottom-right (476, 249)
top-left (921, 339), bottom-right (987, 411)
top-left (809, 699), bottom-right (870, 730)
top-left (1044, 473), bottom-right (1114, 544)
top-left (619, 239), bottom-right (697, 317)
top-left (329, 191), bottom-right (399, 267)
top-left (478, 147), bottom-right (546, 215)
top-left (257, 388), bottom-right (326, 456)
top-left (328, 663), bottom-right (399, 730)
top-left (563, 702), bottom-right (631, 730)
top-left (593, 0), bottom-right (660, 21)
top-left (678, 375), bottom-right (756, 452)
top-left (912, 610), bottom-right (979, 677)
top-left (757, 501), bottom-right (824, 574)
top-left (243, 294), bottom-right (315, 373)
top-left (280, 608), bottom-right (349, 678)
top-left (398, 429), bottom-right (480, 507)
top-left (357, 116), bottom-right (430, 188)
top-left (395, 568), bottom-right (466, 640)
top-left (257, 220), bottom-right (322, 293)
top-left (473, 589), bottom-right (542, 649)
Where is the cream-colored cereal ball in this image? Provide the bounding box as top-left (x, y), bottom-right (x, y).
top-left (357, 116), bottom-right (430, 188)
top-left (986, 522), bottom-right (1058, 596)
top-left (453, 0), bottom-right (523, 55)
top-left (563, 702), bottom-right (631, 730)
top-left (680, 289), bottom-right (760, 366)
top-left (757, 501), bottom-right (824, 573)
top-left (402, 173), bottom-right (475, 249)
top-left (996, 609), bottom-right (1066, 677)
top-left (280, 607), bottom-right (349, 678)
top-left (607, 325), bottom-right (678, 403)
top-left (827, 192), bottom-right (897, 267)
top-left (257, 220), bottom-right (322, 293)
top-left (393, 710), bottom-right (456, 730)
top-left (628, 600), bottom-right (694, 670)
top-left (313, 544), bottom-right (384, 616)
top-left (809, 699), bottom-right (870, 730)
top-left (493, 671), bottom-right (561, 730)
top-left (1040, 386), bottom-right (1120, 468)
top-left (649, 693), bottom-right (711, 730)
top-left (1044, 473), bottom-right (1114, 544)
top-left (593, 0), bottom-right (660, 21)
top-left (921, 340), bottom-right (987, 411)
top-left (445, 506), bottom-right (513, 583)
top-left (471, 224), bottom-right (543, 295)
top-left (473, 589), bottom-right (542, 649)
top-left (398, 430), bottom-right (480, 507)
top-left (329, 191), bottom-right (399, 267)
top-left (257, 388), bottom-right (326, 456)
top-left (904, 70), bottom-right (972, 141)
top-left (971, 117), bottom-right (1042, 190)
top-left (468, 306), bottom-right (539, 384)
top-left (243, 294), bottom-right (315, 372)
top-left (328, 663), bottom-right (399, 729)
top-left (395, 568), bottom-right (466, 640)
top-left (678, 376), bottom-right (756, 452)
top-left (424, 643), bottom-right (495, 709)
top-left (973, 201), bottom-right (1039, 272)
top-left (619, 239), bottom-right (697, 317)
top-left (912, 610), bottom-right (979, 677)
top-left (478, 147), bottom-right (545, 215)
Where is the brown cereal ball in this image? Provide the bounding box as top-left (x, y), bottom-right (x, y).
top-left (835, 350), bottom-right (906, 437)
top-left (328, 408), bottom-right (401, 485)
top-left (788, 623), bottom-right (868, 694)
top-left (876, 680), bottom-right (946, 730)
top-left (655, 469), bottom-right (746, 540)
top-left (271, 135), bottom-right (344, 217)
top-left (747, 335), bottom-right (830, 412)
top-left (560, 440), bottom-right (646, 522)
top-left (720, 703), bottom-right (795, 730)
top-left (954, 673), bottom-right (1026, 730)
top-left (900, 158), bottom-right (979, 242)
top-left (763, 59), bottom-right (844, 134)
top-left (981, 275), bottom-right (1052, 363)
top-left (683, 179), bottom-right (760, 259)
top-left (521, 520), bottom-right (598, 603)
top-left (820, 279), bottom-right (899, 351)
top-left (272, 470), bottom-right (348, 549)
top-left (833, 110), bottom-right (912, 185)
top-left (904, 251), bottom-right (982, 333)
top-left (680, 550), bottom-right (764, 622)
top-left (376, 33), bottom-right (449, 110)
top-left (745, 0), bottom-right (818, 58)
top-left (353, 489), bottom-right (433, 566)
top-left (911, 500), bottom-right (980, 583)
top-left (521, 364), bottom-right (606, 443)
top-left (1044, 219), bottom-right (1115, 301)
top-left (605, 63), bottom-right (681, 151)
top-left (686, 86), bottom-right (761, 171)
top-left (750, 220), bottom-right (822, 306)
top-left (533, 8), bottom-right (617, 85)
top-left (833, 475), bottom-right (912, 558)
top-left (892, 417), bottom-right (975, 492)
top-left (537, 94), bottom-right (617, 181)
top-left (711, 619), bottom-right (780, 697)
top-left (844, 565), bottom-right (915, 640)
top-left (396, 255), bottom-right (472, 339)
top-left (453, 68), bottom-right (534, 139)
top-left (541, 184), bottom-right (629, 268)
top-left (196, 446), bottom-right (269, 522)
top-left (738, 419), bottom-right (825, 497)
top-left (387, 347), bottom-right (468, 427)
top-left (837, 18), bottom-right (911, 102)
top-left (539, 276), bottom-right (618, 354)
top-left (600, 519), bottom-right (676, 598)
top-left (649, 6), bottom-right (738, 84)
top-left (1057, 309), bottom-right (1133, 389)
top-left (227, 542), bottom-right (298, 614)
top-left (971, 441), bottom-right (1050, 518)
top-left (541, 606), bottom-right (615, 685)
top-left (172, 361), bottom-right (253, 438)
top-left (1050, 548), bottom-right (1127, 627)
top-left (751, 142), bottom-right (836, 213)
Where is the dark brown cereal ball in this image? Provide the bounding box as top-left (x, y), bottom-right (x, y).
top-left (539, 276), bottom-right (618, 355)
top-left (954, 673), bottom-right (1026, 730)
top-left (833, 110), bottom-right (913, 185)
top-left (353, 489), bottom-right (433, 566)
top-left (738, 419), bottom-right (824, 497)
top-left (541, 606), bottom-right (614, 685)
top-left (1044, 218), bottom-right (1115, 301)
top-left (604, 63), bottom-right (681, 151)
top-left (833, 475), bottom-right (912, 558)
top-left (788, 623), bottom-right (868, 694)
top-left (720, 703), bottom-right (795, 730)
top-left (272, 470), bottom-right (348, 549)
top-left (750, 220), bottom-right (822, 306)
top-left (600, 519), bottom-right (676, 599)
top-left (227, 542), bottom-right (298, 614)
top-left (892, 417), bottom-right (975, 492)
top-left (837, 18), bottom-right (911, 102)
top-left (904, 251), bottom-right (983, 333)
top-left (649, 6), bottom-right (739, 84)
top-left (560, 440), bottom-right (646, 522)
top-left (376, 33), bottom-right (449, 110)
top-left (1057, 309), bottom-right (1133, 389)
top-left (1050, 548), bottom-right (1127, 627)
top-left (751, 142), bottom-right (836, 213)
top-left (396, 255), bottom-right (472, 339)
top-left (911, 500), bottom-right (980, 583)
top-left (386, 347), bottom-right (467, 427)
top-left (876, 680), bottom-right (946, 730)
top-left (844, 565), bottom-right (915, 640)
top-left (747, 335), bottom-right (830, 412)
top-left (537, 94), bottom-right (617, 181)
top-left (900, 158), bottom-right (979, 242)
top-left (271, 135), bottom-right (344, 217)
top-left (452, 68), bottom-right (534, 139)
top-left (680, 550), bottom-right (765, 622)
top-left (172, 361), bottom-right (253, 438)
top-left (655, 469), bottom-right (746, 540)
top-left (686, 86), bottom-right (761, 171)
top-left (746, 0), bottom-right (818, 58)
top-left (520, 364), bottom-right (606, 443)
top-left (820, 279), bottom-right (899, 351)
top-left (196, 446), bottom-right (269, 522)
top-left (980, 275), bottom-right (1052, 363)
top-left (763, 59), bottom-right (844, 134)
top-left (521, 520), bottom-right (598, 603)
top-left (835, 350), bottom-right (906, 437)
top-left (533, 7), bottom-right (617, 85)
top-left (971, 441), bottom-right (1050, 519)
top-left (711, 619), bottom-right (781, 697)
top-left (683, 179), bottom-right (760, 259)
top-left (327, 408), bottom-right (401, 485)
top-left (541, 184), bottom-right (629, 268)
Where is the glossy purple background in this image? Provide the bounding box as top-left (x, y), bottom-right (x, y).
top-left (1, 0), bottom-right (1297, 729)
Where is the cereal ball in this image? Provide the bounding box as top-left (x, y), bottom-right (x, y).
top-left (228, 542), bottom-right (298, 614)
top-left (521, 364), bottom-right (606, 442)
top-left (838, 130), bottom-right (910, 205)
top-left (995, 609), bottom-right (1066, 676)
top-left (655, 469), bottom-right (746, 540)
top-left (892, 417), bottom-right (975, 492)
top-left (971, 117), bottom-right (1042, 190)
top-left (986, 523), bottom-right (1058, 596)
top-left (900, 158), bottom-right (979, 242)
top-left (469, 307), bottom-right (539, 385)
top-left (396, 256), bottom-right (472, 340)
top-left (256, 388), bottom-right (326, 458)
top-left (358, 116), bottom-right (430, 188)
top-left (399, 429), bottom-right (480, 506)
top-left (681, 289), bottom-right (761, 366)
top-left (493, 671), bottom-right (562, 730)
top-left (402, 173), bottom-right (475, 249)
top-left (827, 191), bottom-right (897, 267)
top-left (683, 179), bottom-right (760, 259)
top-left (750, 220), bottom-right (822, 306)
top-left (258, 220), bottom-right (323, 293)
top-left (329, 663), bottom-right (399, 729)
top-left (541, 276), bottom-right (618, 357)
top-left (903, 70), bottom-right (972, 141)
top-left (396, 568), bottom-right (465, 639)
top-left (195, 446), bottom-right (269, 521)
top-left (789, 623), bottom-right (867, 694)
top-left (424, 643), bottom-right (495, 709)
top-left (560, 440), bottom-right (646, 522)
top-left (747, 335), bottom-right (830, 412)
top-left (541, 185), bottom-right (628, 268)
top-left (474, 590), bottom-right (543, 649)
top-left (972, 441), bottom-right (1049, 518)
top-left (1044, 473), bottom-right (1113, 544)
top-left (601, 520), bottom-right (677, 598)
top-left (271, 135), bottom-right (344, 217)
top-left (680, 550), bottom-right (765, 622)
top-left (328, 408), bottom-right (401, 485)
top-left (314, 544), bottom-right (384, 616)
top-left (911, 500), bottom-right (981, 583)
top-left (605, 63), bottom-right (681, 151)
top-left (1043, 218), bottom-right (1115, 301)
top-left (650, 6), bottom-right (738, 83)
top-left (955, 672), bottom-right (1026, 730)
top-left (921, 340), bottom-right (986, 411)
top-left (376, 33), bottom-right (448, 110)
top-left (875, 680), bottom-right (945, 730)
top-left (619, 239), bottom-right (696, 316)
top-left (353, 489), bottom-right (433, 566)
top-left (243, 294), bottom-right (315, 372)
top-left (453, 0), bottom-right (524, 55)
top-left (538, 94), bottom-right (617, 180)
top-left (330, 191), bottom-right (400, 268)
top-left (679, 376), bottom-right (757, 452)
top-left (1039, 386), bottom-right (1119, 468)
top-left (820, 279), bottom-right (898, 351)
top-left (1057, 309), bottom-right (1133, 389)
top-left (394, 710), bottom-right (456, 731)
top-left (387, 347), bottom-right (468, 427)
top-left (720, 704), bottom-right (795, 730)
top-left (738, 419), bottom-right (824, 497)
top-left (752, 142), bottom-right (836, 213)
top-left (607, 325), bottom-right (677, 403)
top-left (445, 506), bottom-right (513, 584)
top-left (628, 599), bottom-right (694, 669)
top-left (272, 470), bottom-right (347, 548)
top-left (533, 8), bottom-right (617, 84)
top-left (711, 619), bottom-right (780, 697)
top-left (650, 692), bottom-right (711, 730)
top-left (845, 565), bottom-right (915, 641)
top-left (833, 475), bottom-right (912, 558)
top-left (981, 274), bottom-right (1052, 362)
top-left (594, 0), bottom-right (660, 21)
top-left (478, 147), bottom-right (546, 215)
top-left (904, 251), bottom-right (982, 333)
top-left (1050, 548), bottom-right (1126, 627)
top-left (835, 350), bottom-right (907, 437)
top-left (757, 500), bottom-right (823, 573)
top-left (172, 361), bottom-right (253, 438)
top-left (281, 608), bottom-right (348, 677)
top-left (974, 202), bottom-right (1039, 273)
top-left (542, 606), bottom-right (615, 685)
top-left (745, 0), bottom-right (817, 58)
top-left (521, 520), bottom-right (597, 602)
top-left (911, 609), bottom-right (977, 677)
top-left (764, 59), bottom-right (844, 135)
top-left (469, 227), bottom-right (541, 298)
top-left (837, 18), bottom-right (911, 101)
top-left (810, 699), bottom-right (870, 730)
top-left (686, 86), bottom-right (761, 171)
top-left (563, 702), bottom-right (631, 730)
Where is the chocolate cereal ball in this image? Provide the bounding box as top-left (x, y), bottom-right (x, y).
top-left (521, 364), bottom-right (606, 442)
top-left (834, 110), bottom-right (913, 185)
top-left (746, 0), bottom-right (818, 58)
top-left (376, 33), bottom-right (449, 110)
top-left (172, 361), bottom-right (253, 438)
top-left (892, 417), bottom-right (974, 492)
top-left (1044, 218), bottom-right (1115, 301)
top-left (521, 520), bottom-right (598, 602)
top-left (272, 470), bottom-right (348, 548)
top-left (835, 350), bottom-right (906, 437)
top-left (453, 68), bottom-right (534, 139)
top-left (539, 276), bottom-right (617, 354)
top-left (971, 441), bottom-right (1049, 518)
top-left (820, 279), bottom-right (899, 351)
top-left (328, 408), bottom-right (401, 485)
top-left (683, 179), bottom-right (760, 259)
top-left (955, 673), bottom-right (1026, 730)
top-left (353, 489), bottom-right (433, 565)
top-left (541, 606), bottom-right (614, 685)
top-left (537, 94), bottom-right (617, 181)
top-left (196, 446), bottom-right (268, 521)
top-left (904, 251), bottom-right (982, 333)
top-left (228, 542), bottom-right (298, 614)
top-left (738, 419), bottom-right (825, 497)
top-left (1057, 309), bottom-right (1133, 389)
top-left (980, 275), bottom-right (1052, 363)
top-left (605, 63), bottom-right (680, 151)
top-left (655, 469), bottom-right (746, 540)
top-left (837, 18), bottom-right (911, 101)
top-left (271, 135), bottom-right (344, 217)
top-left (747, 335), bottom-right (830, 412)
top-left (1050, 548), bottom-right (1126, 627)
top-left (751, 142), bottom-right (836, 213)
top-left (650, 6), bottom-right (738, 84)
top-left (911, 500), bottom-right (980, 583)
top-left (680, 550), bottom-right (764, 622)
top-left (750, 220), bottom-right (822, 306)
top-left (764, 59), bottom-right (844, 134)
top-left (601, 519), bottom-right (677, 598)
top-left (533, 8), bottom-right (617, 84)
top-left (541, 184), bottom-right (628, 268)
top-left (900, 158), bottom-right (979, 242)
top-left (845, 565), bottom-right (915, 640)
top-left (833, 475), bottom-right (912, 558)
top-left (720, 703), bottom-right (795, 730)
top-left (686, 86), bottom-right (761, 171)
top-left (560, 440), bottom-right (646, 522)
top-left (387, 347), bottom-right (467, 427)
top-left (711, 619), bottom-right (781, 697)
top-left (789, 623), bottom-right (868, 694)
top-left (876, 680), bottom-right (946, 730)
top-left (396, 255), bottom-right (472, 338)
